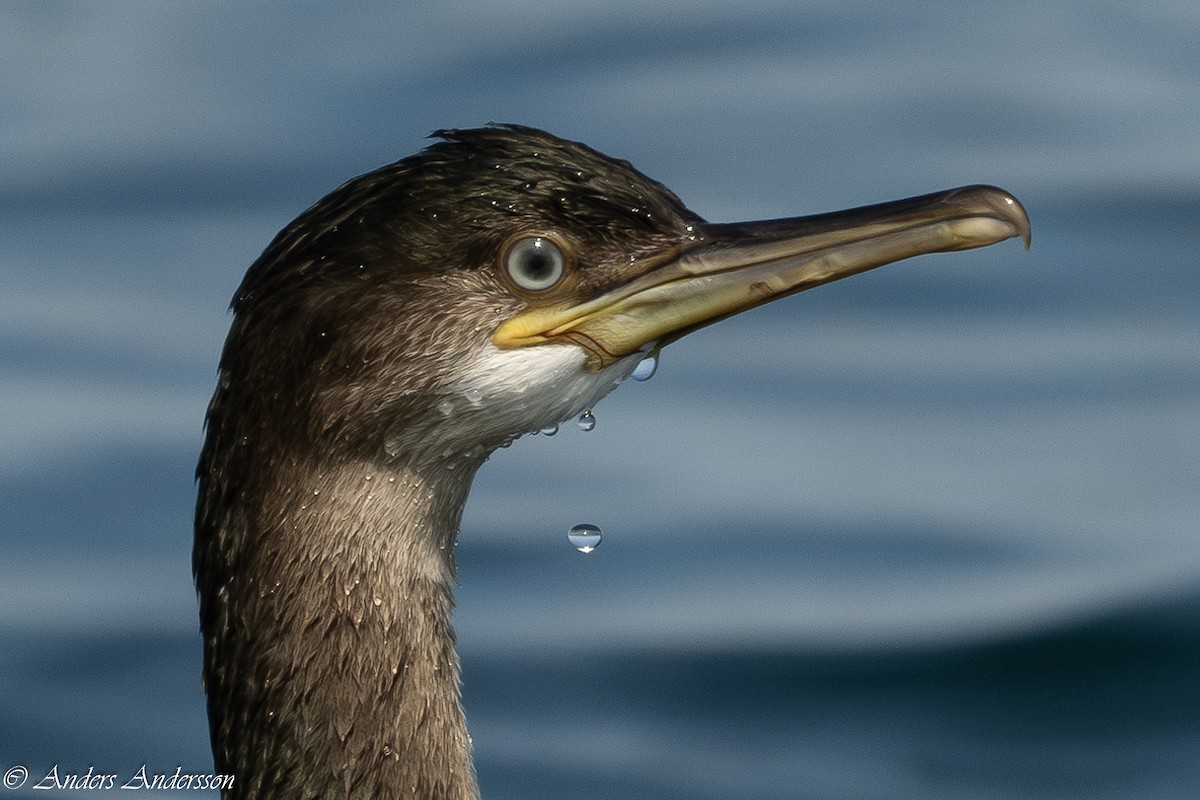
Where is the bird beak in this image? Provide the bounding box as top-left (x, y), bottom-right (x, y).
top-left (493, 184), bottom-right (1030, 370)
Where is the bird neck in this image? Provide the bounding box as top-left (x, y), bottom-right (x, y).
top-left (197, 454), bottom-right (484, 800)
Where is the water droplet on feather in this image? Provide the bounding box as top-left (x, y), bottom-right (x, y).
top-left (631, 354), bottom-right (658, 382)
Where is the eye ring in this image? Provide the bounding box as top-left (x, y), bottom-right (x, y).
top-left (502, 235), bottom-right (569, 293)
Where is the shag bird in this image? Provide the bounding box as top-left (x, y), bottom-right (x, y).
top-left (195, 124), bottom-right (1029, 799)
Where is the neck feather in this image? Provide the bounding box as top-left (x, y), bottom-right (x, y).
top-left (196, 453), bottom-right (482, 800)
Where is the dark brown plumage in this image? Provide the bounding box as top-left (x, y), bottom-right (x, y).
top-left (196, 126), bottom-right (708, 799)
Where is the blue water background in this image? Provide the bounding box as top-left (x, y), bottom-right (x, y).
top-left (2, 2), bottom-right (1198, 797)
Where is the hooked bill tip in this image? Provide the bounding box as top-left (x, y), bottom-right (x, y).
top-left (955, 184), bottom-right (1031, 250)
top-left (995, 191), bottom-right (1032, 250)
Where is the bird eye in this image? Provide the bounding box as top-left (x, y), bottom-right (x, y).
top-left (503, 236), bottom-right (567, 292)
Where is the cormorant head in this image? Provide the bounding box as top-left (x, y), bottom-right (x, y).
top-left (211, 124), bottom-right (1028, 469)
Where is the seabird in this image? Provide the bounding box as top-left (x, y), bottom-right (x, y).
top-left (194, 124), bottom-right (1029, 799)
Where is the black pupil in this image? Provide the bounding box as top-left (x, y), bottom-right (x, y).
top-left (522, 244), bottom-right (554, 280)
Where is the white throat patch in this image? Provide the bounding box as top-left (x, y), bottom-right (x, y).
top-left (441, 341), bottom-right (646, 444)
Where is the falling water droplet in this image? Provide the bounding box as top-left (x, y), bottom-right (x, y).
top-left (577, 410), bottom-right (596, 431)
top-left (383, 432), bottom-right (403, 457)
top-left (437, 399), bottom-right (455, 416)
top-left (463, 388), bottom-right (483, 404)
top-left (540, 424), bottom-right (559, 436)
top-left (631, 354), bottom-right (658, 382)
top-left (568, 523), bottom-right (602, 554)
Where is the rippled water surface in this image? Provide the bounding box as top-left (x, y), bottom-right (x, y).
top-left (2, 3), bottom-right (1198, 798)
